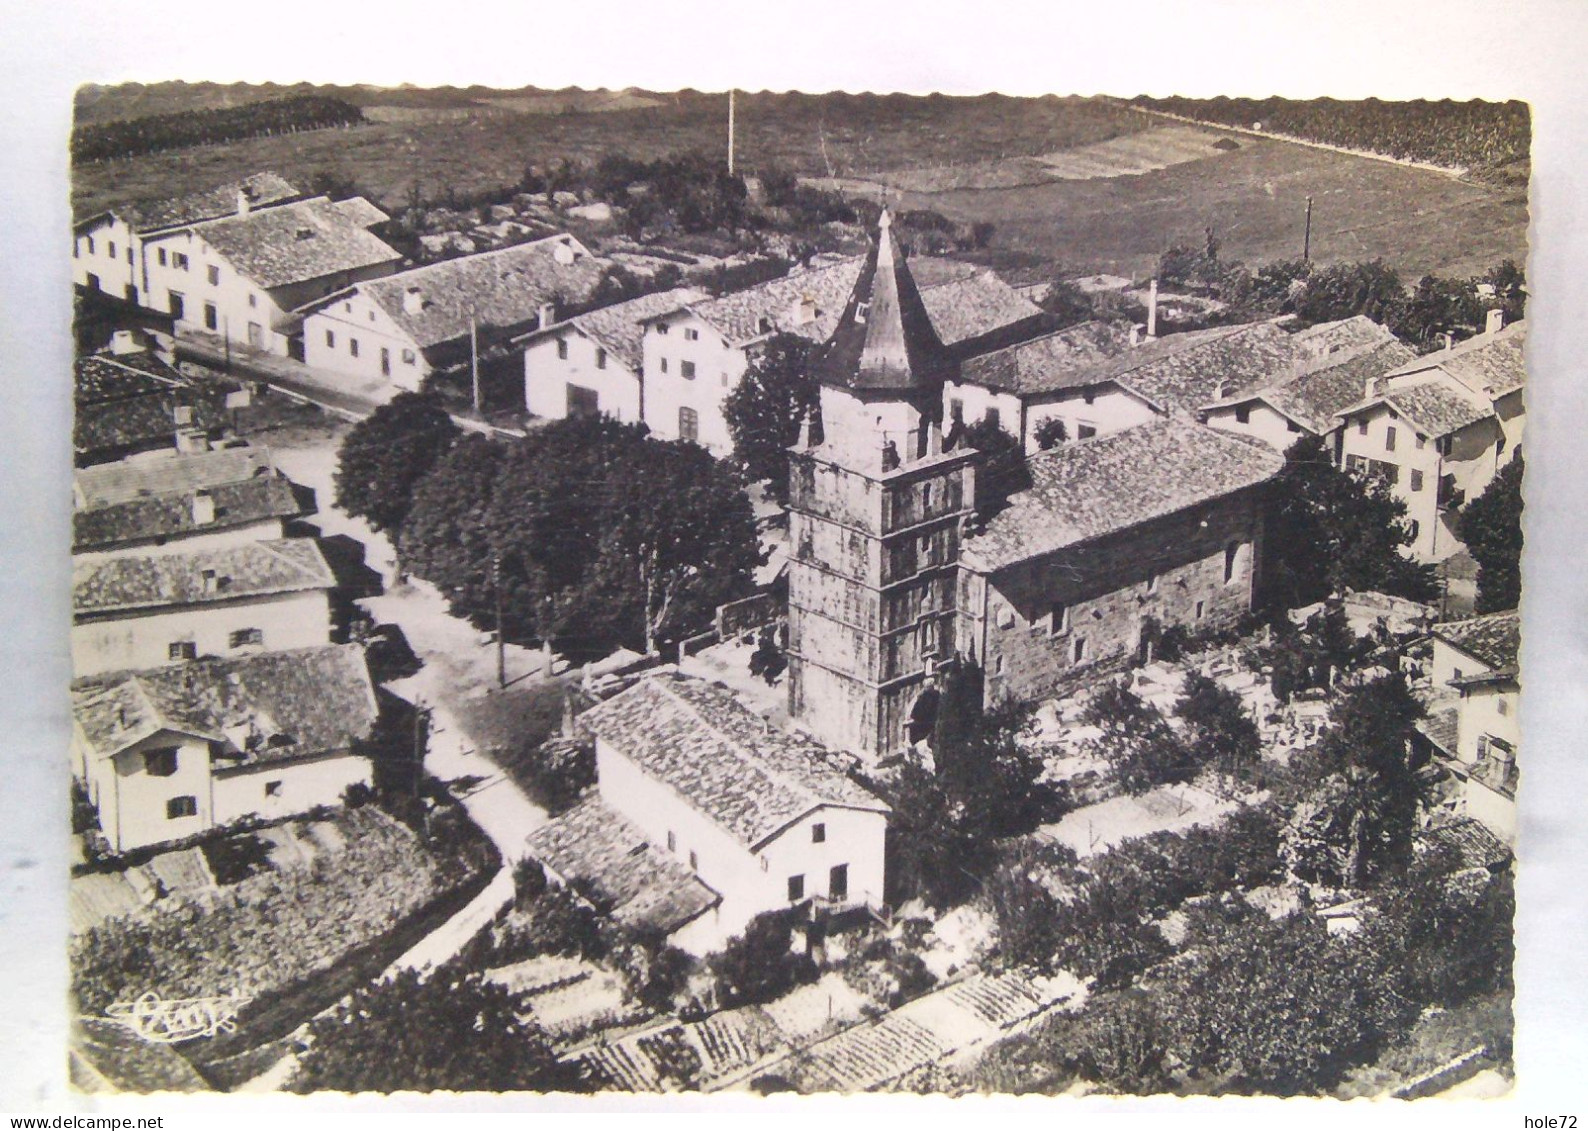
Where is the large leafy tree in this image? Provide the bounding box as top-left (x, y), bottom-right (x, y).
top-left (1291, 259), bottom-right (1407, 328)
top-left (1083, 682), bottom-right (1190, 796)
top-left (399, 433), bottom-right (507, 623)
top-left (1175, 671), bottom-right (1261, 779)
top-left (334, 392), bottom-right (460, 533)
top-left (1458, 452), bottom-right (1523, 614)
top-left (708, 909), bottom-right (817, 1009)
top-left (1263, 434), bottom-right (1437, 611)
top-left (721, 332), bottom-right (818, 504)
top-left (289, 967), bottom-right (587, 1094)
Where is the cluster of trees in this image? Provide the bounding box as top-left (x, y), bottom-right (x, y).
top-left (74, 95), bottom-right (364, 163)
top-left (335, 397), bottom-right (762, 661)
top-left (1080, 670), bottom-right (1262, 796)
top-left (1458, 453), bottom-right (1525, 613)
top-left (1133, 96), bottom-right (1530, 175)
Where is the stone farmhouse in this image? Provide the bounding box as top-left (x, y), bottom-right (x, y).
top-left (70, 644), bottom-right (378, 853)
top-left (72, 539), bottom-right (336, 676)
top-left (72, 173), bottom-right (303, 307)
top-left (786, 212), bottom-right (1286, 761)
top-left (1336, 317), bottom-right (1525, 560)
top-left (73, 342), bottom-right (233, 467)
top-left (536, 671), bottom-right (889, 953)
top-left (1418, 609), bottom-right (1520, 845)
top-left (300, 234), bottom-right (605, 394)
top-left (139, 195), bottom-right (401, 357)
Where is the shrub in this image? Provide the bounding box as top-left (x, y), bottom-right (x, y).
top-left (708, 908), bottom-right (817, 1009)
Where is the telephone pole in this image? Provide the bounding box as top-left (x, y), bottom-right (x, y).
top-left (469, 315), bottom-right (481, 416)
top-left (493, 552), bottom-right (506, 689)
top-left (727, 89), bottom-right (736, 176)
top-left (1303, 195), bottom-right (1314, 262)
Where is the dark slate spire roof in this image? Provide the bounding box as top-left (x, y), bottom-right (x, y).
top-left (809, 210), bottom-right (954, 394)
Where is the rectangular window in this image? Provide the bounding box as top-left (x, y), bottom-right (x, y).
top-left (166, 796), bottom-right (197, 820)
top-left (1410, 469), bottom-right (1425, 492)
top-left (168, 291), bottom-right (185, 320)
top-left (812, 823), bottom-right (826, 844)
top-left (1077, 423), bottom-right (1097, 440)
top-left (678, 407), bottom-right (699, 443)
top-left (157, 247), bottom-right (167, 266)
top-left (86, 273), bottom-right (101, 292)
top-left (681, 360), bottom-right (697, 380)
top-left (1497, 697), bottom-right (1510, 717)
top-left (1225, 541), bottom-right (1243, 584)
top-left (556, 337), bottom-right (568, 360)
top-left (228, 628), bottom-right (263, 648)
top-left (1195, 600), bottom-right (1206, 621)
top-left (204, 303), bottom-right (218, 331)
top-left (1235, 404), bottom-right (1251, 424)
top-left (173, 252), bottom-right (190, 270)
top-left (1385, 425), bottom-right (1397, 452)
top-left (688, 850), bottom-right (698, 871)
top-left (86, 235), bottom-right (95, 254)
top-left (921, 483), bottom-right (932, 511)
top-left (325, 329), bottom-right (335, 348)
top-left (248, 293), bottom-right (258, 308)
top-left (684, 328), bottom-right (700, 341)
top-left (596, 348), bottom-right (607, 370)
top-left (265, 780), bottom-right (282, 797)
top-left (207, 265), bottom-right (220, 286)
top-left (666, 830), bottom-right (676, 852)
top-left (659, 357), bottom-right (669, 373)
top-left (1072, 636), bottom-right (1087, 665)
top-left (787, 874), bottom-right (805, 902)
top-left (144, 747), bottom-right (178, 777)
top-left (350, 338), bottom-right (359, 358)
top-left (984, 407), bottom-right (1000, 430)
top-left (108, 240), bottom-right (116, 258)
top-left (402, 348), bottom-right (416, 365)
top-left (1358, 418), bottom-right (1369, 436)
top-left (247, 322), bottom-right (262, 348)
top-left (168, 641), bottom-right (196, 661)
top-left (1415, 434), bottom-right (1427, 450)
top-left (1437, 435), bottom-right (1453, 456)
top-left (381, 347), bottom-right (391, 377)
top-left (566, 384), bottom-right (599, 419)
top-left (829, 864), bottom-right (849, 901)
top-left (1050, 603), bottom-right (1069, 635)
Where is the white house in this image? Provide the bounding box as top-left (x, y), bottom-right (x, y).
top-left (72, 538), bottom-right (337, 676)
top-left (300, 234), bottom-right (605, 394)
top-left (1420, 610), bottom-right (1520, 845)
top-left (140, 195), bottom-right (401, 357)
top-left (561, 671), bottom-right (889, 953)
top-left (70, 644), bottom-right (378, 853)
top-left (72, 173), bottom-right (302, 306)
top-left (520, 285), bottom-right (706, 423)
top-left (1335, 318), bottom-right (1525, 560)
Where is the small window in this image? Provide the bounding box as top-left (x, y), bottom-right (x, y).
top-left (993, 654), bottom-right (1004, 675)
top-left (678, 407), bottom-right (699, 443)
top-left (1437, 435), bottom-right (1454, 457)
top-left (1409, 519), bottom-right (1421, 541)
top-left (787, 874), bottom-right (805, 902)
top-left (228, 628), bottom-right (263, 648)
top-left (984, 407), bottom-right (1000, 430)
top-left (1072, 636), bottom-right (1087, 665)
top-left (596, 348), bottom-right (607, 370)
top-left (173, 252), bottom-right (190, 270)
top-left (166, 796), bottom-right (197, 820)
top-left (681, 360), bottom-right (697, 380)
top-left (854, 303), bottom-right (868, 325)
top-left (1195, 600), bottom-right (1206, 621)
top-left (86, 236), bottom-right (96, 254)
top-left (1357, 418), bottom-right (1368, 436)
top-left (1225, 541), bottom-right (1243, 584)
top-left (684, 328), bottom-right (700, 341)
top-left (1082, 388), bottom-right (1096, 406)
top-left (350, 338), bottom-right (359, 358)
top-left (157, 247), bottom-right (167, 266)
top-left (1050, 603), bottom-right (1069, 635)
top-left (381, 347), bottom-right (391, 377)
top-left (1076, 423), bottom-right (1097, 440)
top-left (1497, 697), bottom-right (1510, 717)
top-left (659, 357), bottom-right (669, 373)
top-left (761, 855), bottom-right (769, 872)
top-left (688, 850), bottom-right (698, 871)
top-left (1415, 434), bottom-right (1427, 450)
top-left (168, 641), bottom-right (196, 661)
top-left (402, 349), bottom-right (416, 365)
top-left (207, 265), bottom-right (220, 286)
top-left (1235, 404), bottom-right (1251, 424)
top-left (556, 338), bottom-right (569, 360)
top-left (921, 483), bottom-right (932, 511)
top-left (108, 241), bottom-right (116, 258)
top-left (264, 780), bottom-right (282, 797)
top-left (325, 329), bottom-right (335, 348)
top-left (204, 303), bottom-right (218, 331)
top-left (949, 398), bottom-right (964, 422)
top-left (1409, 469), bottom-right (1424, 492)
top-left (368, 310), bottom-right (376, 322)
top-left (667, 830), bottom-right (677, 852)
top-left (144, 748), bottom-right (178, 777)
top-left (1385, 425), bottom-right (1397, 453)
top-left (812, 823), bottom-right (826, 844)
top-left (655, 322), bottom-right (670, 335)
top-left (248, 293), bottom-right (258, 308)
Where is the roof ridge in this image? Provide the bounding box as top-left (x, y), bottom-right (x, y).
top-left (374, 234), bottom-right (582, 286)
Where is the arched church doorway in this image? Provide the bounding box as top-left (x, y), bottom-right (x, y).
top-left (906, 687), bottom-right (940, 746)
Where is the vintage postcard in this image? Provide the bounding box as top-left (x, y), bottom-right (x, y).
top-left (53, 63), bottom-right (1539, 1105)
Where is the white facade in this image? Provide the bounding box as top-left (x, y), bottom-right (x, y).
top-left (73, 215), bottom-right (141, 302)
top-left (594, 737), bottom-right (887, 951)
top-left (524, 327), bottom-right (643, 424)
top-left (72, 589), bottom-right (332, 677)
top-left (1204, 399), bottom-right (1312, 452)
top-left (301, 291), bottom-right (428, 392)
top-left (212, 753), bottom-right (373, 828)
top-left (642, 312), bottom-right (750, 453)
top-left (943, 378), bottom-right (1159, 454)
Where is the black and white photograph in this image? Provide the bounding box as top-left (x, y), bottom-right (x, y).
top-left (5, 0), bottom-right (1588, 1117)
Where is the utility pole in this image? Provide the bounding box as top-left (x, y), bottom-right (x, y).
top-left (727, 89), bottom-right (736, 176)
top-left (469, 315), bottom-right (481, 416)
top-left (1303, 195), bottom-right (1314, 262)
top-left (411, 697), bottom-right (426, 800)
top-left (222, 315), bottom-right (231, 374)
top-left (493, 552), bottom-right (506, 689)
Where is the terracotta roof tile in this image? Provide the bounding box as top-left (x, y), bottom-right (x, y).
top-left (1211, 338), bottom-right (1418, 434)
top-left (542, 285), bottom-right (707, 371)
top-left (111, 173), bottom-right (301, 233)
top-left (74, 447), bottom-right (276, 509)
top-left (577, 672), bottom-right (887, 849)
top-left (916, 271), bottom-right (1044, 347)
top-left (956, 320), bottom-right (1132, 395)
top-left (1433, 609), bottom-right (1520, 672)
top-left (74, 476), bottom-right (304, 552)
top-left (1386, 321), bottom-right (1527, 399)
top-left (191, 197), bottom-right (400, 290)
top-left (73, 538), bottom-right (335, 617)
top-left (1373, 381), bottom-right (1492, 439)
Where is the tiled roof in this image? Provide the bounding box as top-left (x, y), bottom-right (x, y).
top-left (675, 259), bottom-right (863, 347)
top-left (916, 271), bottom-right (1044, 347)
top-left (1363, 380), bottom-right (1492, 439)
top-left (578, 671), bottom-right (887, 850)
top-left (71, 644), bottom-right (377, 766)
top-left (191, 197), bottom-right (401, 290)
top-left (1386, 322), bottom-right (1527, 399)
top-left (1417, 706), bottom-right (1459, 755)
top-left (73, 538), bottom-right (335, 617)
top-left (357, 236), bottom-right (607, 350)
top-left (75, 395), bottom-right (230, 459)
top-left (545, 286), bottom-right (707, 371)
top-left (112, 172), bottom-right (301, 233)
top-left (75, 351), bottom-right (190, 405)
top-left (1290, 314), bottom-right (1397, 356)
top-left (74, 447), bottom-right (276, 509)
top-left (74, 476), bottom-right (303, 552)
top-left (1210, 338), bottom-right (1417, 434)
top-left (1114, 322), bottom-right (1300, 411)
top-left (1434, 609), bottom-right (1520, 672)
top-left (524, 795), bottom-right (720, 934)
top-left (956, 321), bottom-right (1132, 395)
top-left (1417, 817), bottom-right (1511, 869)
top-left (962, 417), bottom-right (1285, 571)
top-left (327, 196), bottom-right (389, 228)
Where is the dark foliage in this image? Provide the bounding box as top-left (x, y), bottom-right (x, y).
top-left (748, 625), bottom-right (787, 685)
top-left (721, 332), bottom-right (819, 504)
top-left (334, 392), bottom-right (460, 534)
top-left (398, 432), bottom-right (507, 626)
top-left (1082, 683), bottom-right (1191, 795)
top-left (1033, 416), bottom-right (1069, 451)
top-left (950, 415), bottom-right (1027, 517)
top-left (74, 95), bottom-right (365, 163)
top-left (200, 832), bottom-right (273, 886)
top-left (1175, 671), bottom-right (1262, 778)
top-left (708, 908), bottom-right (817, 1009)
top-left (1458, 453), bottom-right (1523, 614)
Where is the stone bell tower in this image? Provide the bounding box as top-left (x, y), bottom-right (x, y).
top-left (785, 211), bottom-right (979, 762)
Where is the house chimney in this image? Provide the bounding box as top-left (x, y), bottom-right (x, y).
top-left (1146, 279), bottom-right (1159, 339)
top-left (552, 242), bottom-right (577, 266)
top-left (237, 189), bottom-right (252, 217)
top-left (109, 329), bottom-right (139, 356)
top-left (539, 301), bottom-right (557, 328)
top-left (1485, 308), bottom-right (1505, 336)
top-left (790, 294), bottom-right (817, 327)
top-left (191, 489), bottom-right (216, 526)
top-left (1443, 332), bottom-right (1455, 352)
top-left (796, 409), bottom-right (813, 449)
top-left (403, 286), bottom-right (424, 315)
top-left (1129, 325), bottom-right (1144, 348)
top-left (1365, 374), bottom-right (1378, 401)
top-left (927, 418), bottom-right (943, 456)
top-left (1213, 379), bottom-right (1227, 401)
top-left (201, 568), bottom-right (219, 595)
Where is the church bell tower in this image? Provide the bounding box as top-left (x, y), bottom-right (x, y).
top-left (785, 211), bottom-right (979, 762)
